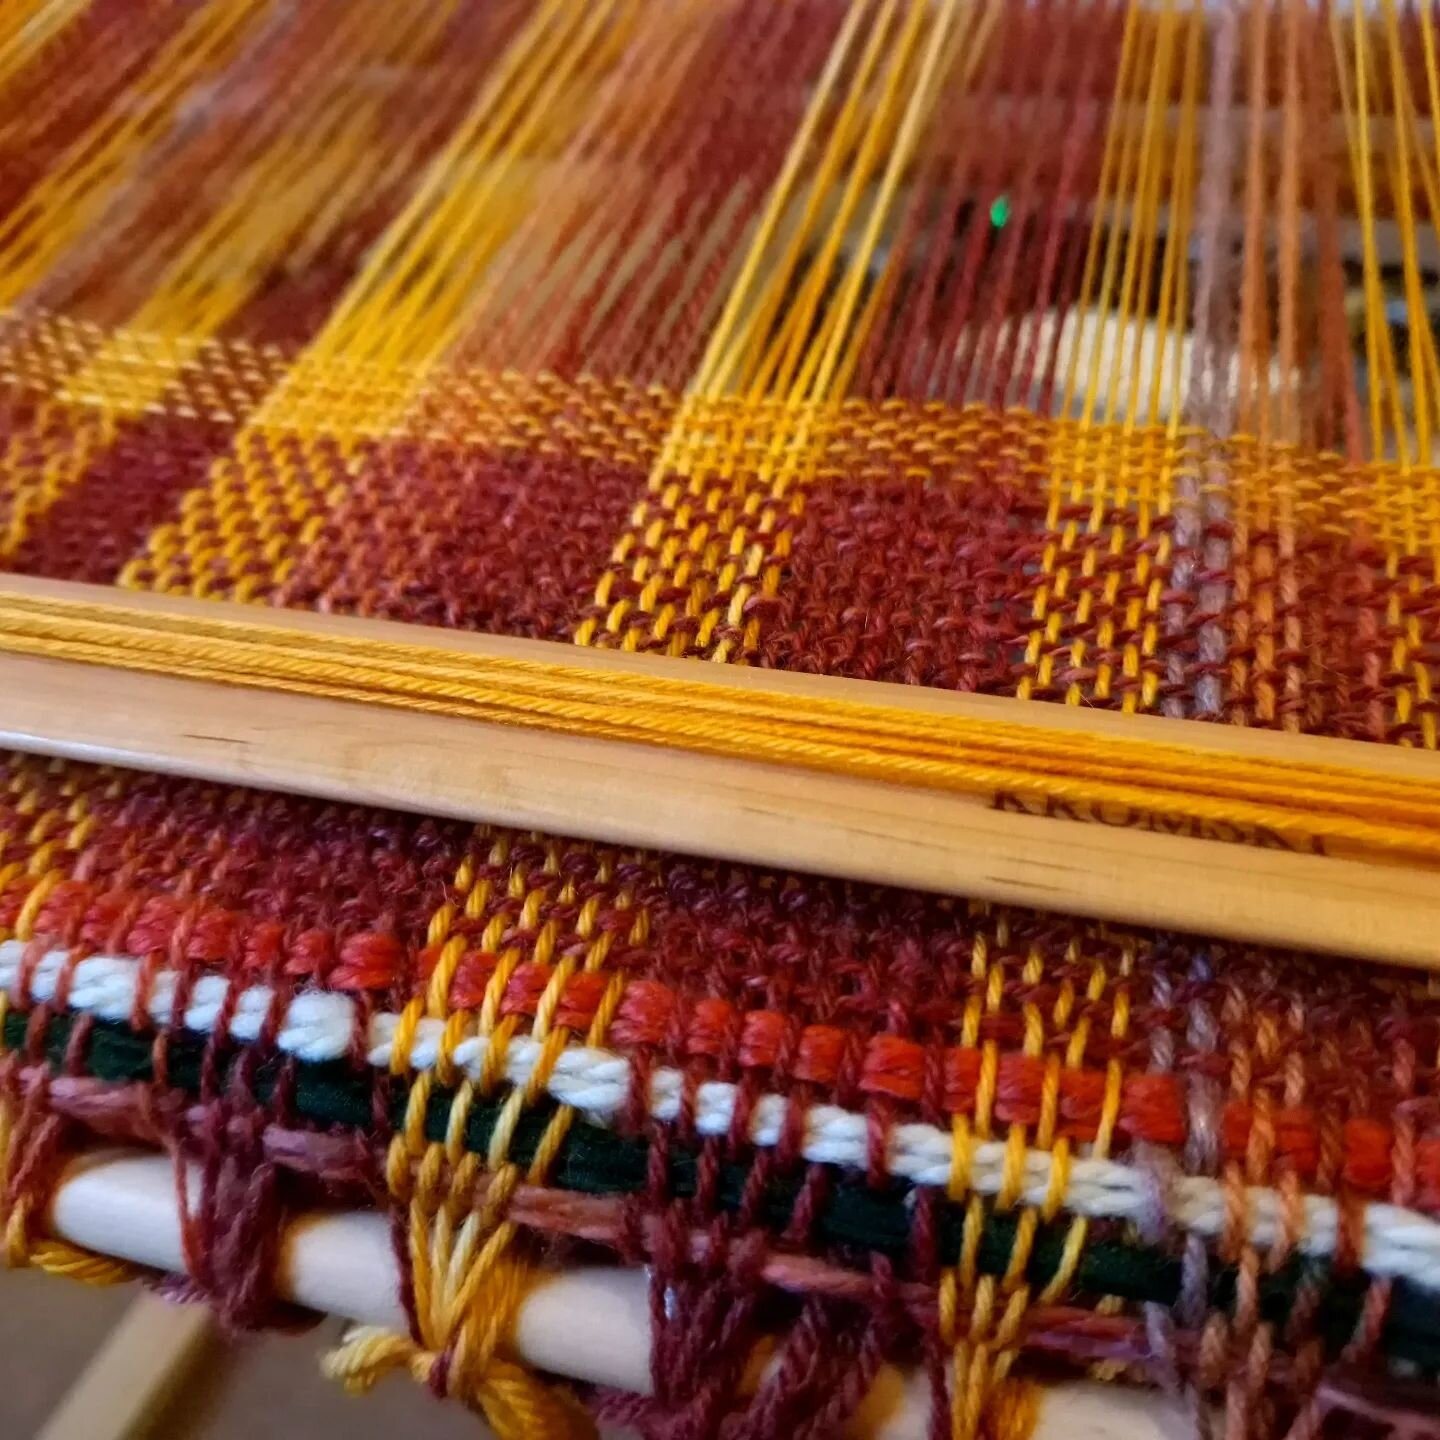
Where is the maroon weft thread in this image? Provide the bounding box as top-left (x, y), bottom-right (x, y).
top-left (733, 1257), bottom-right (904, 1440)
top-left (760, 474), bottom-right (1048, 690)
top-left (41, 1066), bottom-right (933, 1310)
top-left (12, 413), bottom-right (239, 587)
top-left (275, 447), bottom-right (644, 642)
top-left (163, 969), bottom-right (299, 1332)
top-left (629, 953), bottom-right (774, 1438)
top-left (0, 766), bottom-right (470, 992)
top-left (17, 818), bottom-right (1440, 1174)
top-left (0, 1012), bottom-right (97, 1268)
top-left (634, 956), bottom-right (769, 1437)
top-left (729, 1027), bottom-right (900, 1438)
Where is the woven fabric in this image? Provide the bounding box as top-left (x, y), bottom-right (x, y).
top-left (1, 2), bottom-right (1439, 1438)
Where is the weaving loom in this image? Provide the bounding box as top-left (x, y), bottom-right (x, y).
top-left (1, 0), bottom-right (1439, 1436)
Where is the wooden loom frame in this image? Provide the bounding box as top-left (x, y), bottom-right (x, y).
top-left (1, 574), bottom-right (1438, 969)
top-left (2, 571), bottom-right (1430, 1435)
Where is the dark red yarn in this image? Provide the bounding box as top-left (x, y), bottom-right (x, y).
top-left (11, 413), bottom-right (235, 585)
top-left (759, 476), bottom-right (1048, 690)
top-left (0, 3), bottom-right (1437, 1434)
top-left (276, 447), bottom-right (644, 640)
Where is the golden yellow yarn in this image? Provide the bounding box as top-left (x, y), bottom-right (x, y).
top-left (3, 586), bottom-right (1440, 868)
top-left (7, 1229), bottom-right (133, 1287)
top-left (321, 829), bottom-right (639, 1439)
top-left (984, 1379), bottom-right (1041, 1440)
top-left (323, 1254), bottom-right (594, 1440)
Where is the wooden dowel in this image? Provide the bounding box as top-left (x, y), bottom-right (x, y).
top-left (36, 1292), bottom-right (214, 1440)
top-left (1, 574), bottom-right (1438, 966)
top-left (43, 1147), bottom-right (1195, 1440)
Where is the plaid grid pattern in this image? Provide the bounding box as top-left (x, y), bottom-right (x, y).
top-left (1, 2), bottom-right (1440, 1438)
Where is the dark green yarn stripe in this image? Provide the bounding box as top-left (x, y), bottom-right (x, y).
top-left (7, 1010), bottom-right (1438, 1369)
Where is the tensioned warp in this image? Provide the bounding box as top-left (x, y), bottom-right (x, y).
top-left (0, 2), bottom-right (1438, 1438)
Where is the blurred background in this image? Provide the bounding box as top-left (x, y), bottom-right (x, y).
top-left (0, 1271), bottom-right (484, 1439)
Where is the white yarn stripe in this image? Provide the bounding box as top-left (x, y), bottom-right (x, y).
top-left (5, 941), bottom-right (1440, 1292)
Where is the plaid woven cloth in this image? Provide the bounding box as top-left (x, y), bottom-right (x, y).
top-left (2, 2), bottom-right (1439, 1438)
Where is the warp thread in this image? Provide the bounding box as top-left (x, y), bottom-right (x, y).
top-left (2, 1), bottom-right (1440, 1436)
